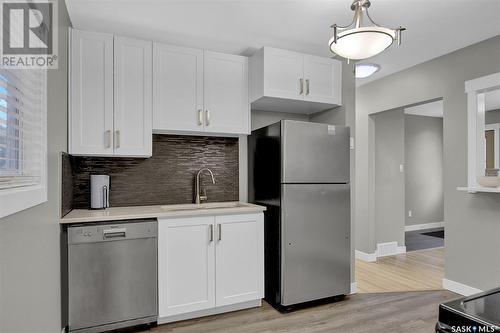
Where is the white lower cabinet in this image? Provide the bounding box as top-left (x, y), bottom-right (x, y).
top-left (158, 216), bottom-right (215, 317)
top-left (215, 214), bottom-right (264, 306)
top-left (158, 213), bottom-right (264, 322)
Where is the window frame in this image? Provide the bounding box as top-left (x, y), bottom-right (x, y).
top-left (0, 70), bottom-right (47, 218)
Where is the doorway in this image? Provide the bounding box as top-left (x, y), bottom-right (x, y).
top-left (356, 99), bottom-right (445, 293)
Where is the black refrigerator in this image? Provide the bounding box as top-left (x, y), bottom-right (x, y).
top-left (248, 120), bottom-right (351, 310)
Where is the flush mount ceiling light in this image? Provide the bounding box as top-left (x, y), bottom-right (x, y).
top-left (329, 0), bottom-right (405, 60)
top-left (355, 63), bottom-right (380, 78)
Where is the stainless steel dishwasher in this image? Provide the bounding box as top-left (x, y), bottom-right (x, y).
top-left (67, 219), bottom-right (157, 333)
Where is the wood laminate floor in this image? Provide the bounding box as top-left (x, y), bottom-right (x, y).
top-left (356, 248), bottom-right (445, 293)
top-left (142, 291), bottom-right (457, 333)
top-left (140, 249), bottom-right (447, 332)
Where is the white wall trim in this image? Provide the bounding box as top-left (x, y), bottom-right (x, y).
top-left (350, 282), bottom-right (357, 294)
top-left (465, 72), bottom-right (500, 93)
top-left (376, 241), bottom-right (406, 257)
top-left (442, 278), bottom-right (483, 296)
top-left (355, 250), bottom-right (377, 262)
top-left (405, 222), bottom-right (444, 232)
top-left (465, 72), bottom-right (500, 189)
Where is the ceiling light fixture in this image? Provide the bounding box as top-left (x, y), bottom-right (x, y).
top-left (355, 63), bottom-right (381, 78)
top-left (329, 0), bottom-right (405, 60)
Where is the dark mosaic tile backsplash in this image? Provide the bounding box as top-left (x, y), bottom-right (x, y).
top-left (63, 135), bottom-right (239, 210)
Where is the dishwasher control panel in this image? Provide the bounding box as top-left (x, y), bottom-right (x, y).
top-left (68, 220), bottom-right (157, 244)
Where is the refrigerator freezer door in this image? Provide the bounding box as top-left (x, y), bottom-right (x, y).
top-left (281, 120), bottom-right (350, 183)
top-left (281, 183), bottom-right (350, 306)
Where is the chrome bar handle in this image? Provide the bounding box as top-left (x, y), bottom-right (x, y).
top-left (114, 130), bottom-right (120, 149)
top-left (299, 78), bottom-right (304, 95)
top-left (209, 224), bottom-right (214, 242)
top-left (205, 109), bottom-right (210, 126)
top-left (218, 224), bottom-right (222, 241)
top-left (198, 109), bottom-right (203, 126)
top-left (306, 79), bottom-right (310, 95)
top-left (102, 185), bottom-right (108, 208)
top-left (105, 130), bottom-right (112, 148)
top-left (103, 228), bottom-right (127, 239)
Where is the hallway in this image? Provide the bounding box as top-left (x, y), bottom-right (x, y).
top-left (356, 248), bottom-right (444, 293)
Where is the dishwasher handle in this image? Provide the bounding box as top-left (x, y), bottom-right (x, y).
top-left (103, 228), bottom-right (127, 239)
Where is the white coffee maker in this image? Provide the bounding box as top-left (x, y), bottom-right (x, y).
top-left (90, 175), bottom-right (110, 209)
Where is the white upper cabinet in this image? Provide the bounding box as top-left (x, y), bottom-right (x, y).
top-left (303, 54), bottom-right (342, 105)
top-left (250, 47), bottom-right (342, 114)
top-left (69, 29), bottom-right (153, 157)
top-left (69, 29), bottom-right (114, 156)
top-left (153, 44), bottom-right (204, 133)
top-left (153, 47), bottom-right (249, 135)
top-left (257, 48), bottom-right (304, 101)
top-left (114, 36), bottom-right (153, 157)
top-left (70, 29), bottom-right (251, 157)
top-left (203, 51), bottom-right (249, 135)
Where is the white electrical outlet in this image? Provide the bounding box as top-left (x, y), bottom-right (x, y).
top-left (400, 164), bottom-right (404, 173)
top-left (408, 210), bottom-right (413, 218)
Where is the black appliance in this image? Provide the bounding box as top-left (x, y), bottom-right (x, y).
top-left (436, 288), bottom-right (500, 332)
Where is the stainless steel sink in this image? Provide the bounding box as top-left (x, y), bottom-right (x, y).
top-left (160, 202), bottom-right (247, 211)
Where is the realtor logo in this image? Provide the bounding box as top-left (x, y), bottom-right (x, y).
top-left (0, 0), bottom-right (58, 68)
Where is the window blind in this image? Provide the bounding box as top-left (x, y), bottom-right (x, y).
top-left (0, 69), bottom-right (47, 190)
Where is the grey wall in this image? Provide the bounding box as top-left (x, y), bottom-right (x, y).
top-left (405, 115), bottom-right (444, 226)
top-left (0, 1), bottom-right (71, 332)
top-left (373, 109), bottom-right (405, 246)
top-left (486, 109), bottom-right (500, 124)
top-left (356, 35), bottom-right (500, 290)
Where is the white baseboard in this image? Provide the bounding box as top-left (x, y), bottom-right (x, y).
top-left (159, 299), bottom-right (261, 324)
top-left (377, 242), bottom-right (406, 257)
top-left (405, 222), bottom-right (444, 232)
top-left (350, 282), bottom-right (357, 294)
top-left (442, 278), bottom-right (483, 296)
top-left (355, 249), bottom-right (377, 262)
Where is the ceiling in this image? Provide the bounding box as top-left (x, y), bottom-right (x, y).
top-left (65, 0), bottom-right (500, 85)
top-left (404, 100), bottom-right (443, 118)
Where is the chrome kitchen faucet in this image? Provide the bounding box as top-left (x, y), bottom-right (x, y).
top-left (195, 168), bottom-right (216, 204)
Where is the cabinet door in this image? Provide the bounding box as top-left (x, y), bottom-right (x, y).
top-left (153, 43), bottom-right (204, 132)
top-left (114, 36), bottom-right (153, 157)
top-left (158, 217), bottom-right (215, 318)
top-left (303, 55), bottom-right (342, 105)
top-left (215, 213), bottom-right (264, 307)
top-left (69, 29), bottom-right (114, 155)
top-left (263, 47), bottom-right (304, 101)
top-left (203, 51), bottom-right (249, 134)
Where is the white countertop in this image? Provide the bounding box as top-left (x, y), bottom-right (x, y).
top-left (61, 202), bottom-right (266, 224)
